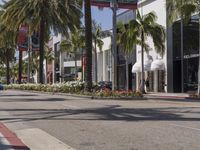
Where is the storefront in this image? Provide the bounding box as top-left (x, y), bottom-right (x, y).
top-left (172, 14), bottom-right (199, 93)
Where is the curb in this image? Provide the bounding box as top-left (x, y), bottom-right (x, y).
top-left (8, 89), bottom-right (200, 101)
top-left (7, 89), bottom-right (146, 101)
top-left (0, 122), bottom-right (30, 150)
top-left (145, 95), bottom-right (200, 102)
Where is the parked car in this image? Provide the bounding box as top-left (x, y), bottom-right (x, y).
top-left (98, 81), bottom-right (112, 90)
top-left (0, 84), bottom-right (4, 90)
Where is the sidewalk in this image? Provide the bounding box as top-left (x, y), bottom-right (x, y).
top-left (0, 122), bottom-right (30, 150)
top-left (145, 92), bottom-right (190, 100)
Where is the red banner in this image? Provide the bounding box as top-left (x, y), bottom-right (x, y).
top-left (18, 25), bottom-right (29, 51)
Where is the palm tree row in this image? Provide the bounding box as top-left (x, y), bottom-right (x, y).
top-left (1, 0), bottom-right (82, 84)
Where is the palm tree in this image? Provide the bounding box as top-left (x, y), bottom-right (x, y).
top-left (167, 0), bottom-right (200, 94)
top-left (44, 46), bottom-right (54, 84)
top-left (92, 21), bottom-right (104, 84)
top-left (117, 21), bottom-right (138, 90)
top-left (128, 11), bottom-right (165, 93)
top-left (60, 27), bottom-right (85, 81)
top-left (84, 0), bottom-right (93, 92)
top-left (0, 20), bottom-right (17, 85)
top-left (1, 0), bottom-right (82, 84)
top-left (0, 48), bottom-right (15, 84)
top-left (31, 52), bottom-right (40, 83)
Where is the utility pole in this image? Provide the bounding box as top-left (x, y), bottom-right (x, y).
top-left (111, 0), bottom-right (117, 90)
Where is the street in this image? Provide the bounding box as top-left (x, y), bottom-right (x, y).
top-left (0, 90), bottom-right (200, 150)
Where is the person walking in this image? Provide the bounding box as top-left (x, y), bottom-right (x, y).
top-left (145, 77), bottom-right (150, 93)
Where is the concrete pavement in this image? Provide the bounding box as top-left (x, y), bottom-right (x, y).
top-left (1, 90), bottom-right (200, 150)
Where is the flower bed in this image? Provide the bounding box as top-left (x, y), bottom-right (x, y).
top-left (95, 88), bottom-right (143, 98)
top-left (5, 82), bottom-right (143, 98)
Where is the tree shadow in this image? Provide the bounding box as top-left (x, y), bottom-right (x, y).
top-left (1, 105), bottom-right (200, 124)
top-left (0, 98), bottom-right (67, 102)
top-left (0, 94), bottom-right (38, 97)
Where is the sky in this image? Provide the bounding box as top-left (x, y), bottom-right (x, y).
top-left (91, 6), bottom-right (113, 30)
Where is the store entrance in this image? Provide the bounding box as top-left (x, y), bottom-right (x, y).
top-left (173, 60), bottom-right (182, 92)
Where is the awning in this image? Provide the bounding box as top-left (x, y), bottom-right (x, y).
top-left (132, 61), bottom-right (141, 73)
top-left (151, 59), bottom-right (165, 71)
top-left (144, 59), bottom-right (152, 71)
top-left (132, 59), bottom-right (152, 73)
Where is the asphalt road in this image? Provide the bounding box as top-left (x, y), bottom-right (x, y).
top-left (0, 90), bottom-right (200, 150)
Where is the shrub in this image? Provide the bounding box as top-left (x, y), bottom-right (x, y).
top-left (6, 82), bottom-right (143, 98)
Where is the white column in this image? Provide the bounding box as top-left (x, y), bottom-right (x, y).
top-left (154, 70), bottom-right (158, 92)
top-left (59, 52), bottom-right (64, 83)
top-left (103, 51), bottom-right (106, 81)
top-left (136, 72), bottom-right (140, 91)
top-left (52, 60), bottom-right (55, 84)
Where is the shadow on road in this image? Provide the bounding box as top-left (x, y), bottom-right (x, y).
top-left (0, 105), bottom-right (200, 123)
top-left (0, 98), bottom-right (67, 102)
top-left (0, 94), bottom-right (38, 97)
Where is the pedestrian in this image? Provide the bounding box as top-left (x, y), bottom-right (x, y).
top-left (145, 77), bottom-right (150, 92)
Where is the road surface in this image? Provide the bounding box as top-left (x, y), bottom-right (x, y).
top-left (0, 90), bottom-right (200, 150)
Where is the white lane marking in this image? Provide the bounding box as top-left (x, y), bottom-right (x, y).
top-left (16, 128), bottom-right (76, 150)
top-left (0, 133), bottom-right (15, 150)
top-left (62, 104), bottom-right (80, 109)
top-left (171, 124), bottom-right (200, 132)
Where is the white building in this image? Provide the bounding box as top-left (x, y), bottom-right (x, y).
top-left (133, 0), bottom-right (167, 92)
top-left (116, 0), bottom-right (199, 93)
top-left (96, 36), bottom-right (112, 82)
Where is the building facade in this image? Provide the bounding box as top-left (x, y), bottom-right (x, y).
top-left (117, 0), bottom-right (199, 93)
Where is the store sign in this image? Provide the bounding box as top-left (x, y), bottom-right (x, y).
top-left (91, 0), bottom-right (137, 9)
top-left (184, 54), bottom-right (199, 59)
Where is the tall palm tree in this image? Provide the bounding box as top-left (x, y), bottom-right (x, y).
top-left (60, 27), bottom-right (85, 81)
top-left (167, 0), bottom-right (200, 94)
top-left (129, 11), bottom-right (165, 93)
top-left (117, 21), bottom-right (138, 90)
top-left (0, 48), bottom-right (15, 85)
top-left (0, 19), bottom-right (17, 85)
top-left (84, 0), bottom-right (93, 91)
top-left (44, 46), bottom-right (54, 84)
top-left (92, 20), bottom-right (104, 84)
top-left (1, 0), bottom-right (82, 84)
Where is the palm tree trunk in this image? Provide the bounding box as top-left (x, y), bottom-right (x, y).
top-left (180, 18), bottom-right (184, 93)
top-left (198, 16), bottom-right (200, 95)
top-left (18, 50), bottom-right (22, 84)
top-left (84, 0), bottom-right (93, 92)
top-left (75, 52), bottom-right (78, 81)
top-left (46, 59), bottom-right (48, 84)
top-left (39, 20), bottom-right (45, 84)
top-left (141, 31), bottom-right (145, 93)
top-left (6, 57), bottom-right (10, 85)
top-left (125, 55), bottom-right (129, 91)
top-left (94, 40), bottom-right (98, 83)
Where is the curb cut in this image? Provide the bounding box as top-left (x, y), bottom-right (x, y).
top-left (0, 122), bottom-right (30, 150)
